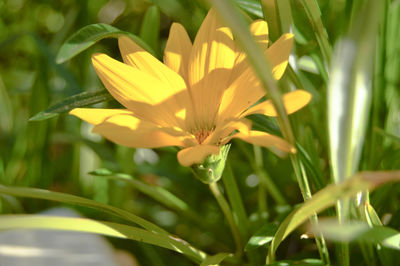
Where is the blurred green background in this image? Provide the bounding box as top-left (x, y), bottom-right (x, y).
top-left (0, 0), bottom-right (399, 265)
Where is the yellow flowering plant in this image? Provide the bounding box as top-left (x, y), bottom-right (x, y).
top-left (69, 9), bottom-right (311, 168)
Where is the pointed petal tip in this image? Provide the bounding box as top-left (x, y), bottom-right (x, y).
top-left (69, 108), bottom-right (78, 115)
top-left (285, 33), bottom-right (295, 39)
top-left (91, 53), bottom-right (108, 65)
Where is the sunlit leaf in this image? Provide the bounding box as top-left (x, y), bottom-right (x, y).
top-left (311, 219), bottom-right (370, 242)
top-left (56, 23), bottom-right (155, 64)
top-left (311, 219), bottom-right (400, 250)
top-left (235, 0), bottom-right (263, 18)
top-left (200, 252), bottom-right (231, 266)
top-left (267, 258), bottom-right (324, 265)
top-left (89, 168), bottom-right (200, 221)
top-left (0, 185), bottom-right (166, 234)
top-left (29, 89), bottom-right (113, 121)
top-left (298, 0), bottom-right (332, 64)
top-left (266, 170), bottom-right (400, 262)
top-left (245, 223), bottom-right (277, 251)
top-left (0, 215), bottom-right (207, 263)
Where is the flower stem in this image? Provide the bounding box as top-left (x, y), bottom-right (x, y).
top-left (254, 146), bottom-right (287, 205)
top-left (291, 156), bottom-right (331, 265)
top-left (209, 182), bottom-right (243, 256)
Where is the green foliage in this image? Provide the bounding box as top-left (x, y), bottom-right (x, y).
top-left (29, 88), bottom-right (113, 121)
top-left (56, 23), bottom-right (155, 63)
top-left (1, 0), bottom-right (400, 265)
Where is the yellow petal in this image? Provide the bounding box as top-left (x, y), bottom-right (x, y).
top-left (232, 130), bottom-right (294, 153)
top-left (250, 20), bottom-right (269, 49)
top-left (204, 118), bottom-right (251, 145)
top-left (91, 53), bottom-right (188, 128)
top-left (177, 145), bottom-right (220, 166)
top-left (266, 33), bottom-right (294, 80)
top-left (188, 8), bottom-right (236, 128)
top-left (217, 64), bottom-right (265, 123)
top-left (217, 33), bottom-right (294, 123)
top-left (92, 113), bottom-right (186, 148)
top-left (119, 36), bottom-right (187, 93)
top-left (69, 108), bottom-right (133, 125)
top-left (231, 20), bottom-right (269, 80)
top-left (241, 90), bottom-right (312, 117)
top-left (164, 23), bottom-right (192, 82)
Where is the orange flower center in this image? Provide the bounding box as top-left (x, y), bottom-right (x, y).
top-left (194, 130), bottom-right (212, 144)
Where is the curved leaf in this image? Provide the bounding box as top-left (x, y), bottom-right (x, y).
top-left (266, 170), bottom-right (400, 262)
top-left (29, 89), bottom-right (113, 121)
top-left (312, 219), bottom-right (400, 250)
top-left (89, 168), bottom-right (203, 222)
top-left (0, 215), bottom-right (207, 263)
top-left (56, 23), bottom-right (155, 64)
top-left (0, 185), bottom-right (166, 234)
top-left (139, 5), bottom-right (160, 53)
top-left (235, 0), bottom-right (263, 18)
top-left (245, 223), bottom-right (277, 251)
top-left (200, 252), bottom-right (231, 266)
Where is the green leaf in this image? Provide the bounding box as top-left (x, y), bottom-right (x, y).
top-left (362, 226), bottom-right (400, 250)
top-left (56, 23), bottom-right (155, 64)
top-left (312, 219), bottom-right (400, 251)
top-left (275, 0), bottom-right (293, 35)
top-left (89, 168), bottom-right (202, 222)
top-left (0, 215), bottom-right (207, 263)
top-left (0, 185), bottom-right (166, 234)
top-left (359, 202), bottom-right (383, 226)
top-left (29, 89), bottom-right (113, 121)
top-left (222, 162), bottom-right (249, 240)
top-left (247, 114), bottom-right (281, 136)
top-left (266, 170), bottom-right (400, 262)
top-left (295, 142), bottom-right (325, 190)
top-left (261, 0), bottom-right (292, 41)
top-left (298, 0), bottom-right (332, 64)
top-left (374, 127), bottom-right (400, 143)
top-left (267, 259), bottom-right (324, 265)
top-left (311, 219), bottom-right (370, 242)
top-left (139, 5), bottom-right (160, 53)
top-left (234, 0), bottom-right (263, 18)
top-left (261, 0), bottom-right (280, 40)
top-left (328, 0), bottom-right (381, 184)
top-left (200, 252), bottom-right (231, 266)
top-left (245, 223), bottom-right (277, 251)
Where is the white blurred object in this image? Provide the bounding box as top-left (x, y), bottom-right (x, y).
top-left (0, 208), bottom-right (120, 266)
top-left (134, 148), bottom-right (159, 165)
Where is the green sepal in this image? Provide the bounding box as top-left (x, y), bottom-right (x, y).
top-left (191, 145), bottom-right (231, 184)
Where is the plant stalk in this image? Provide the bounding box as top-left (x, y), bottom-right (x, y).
top-left (209, 182), bottom-right (243, 257)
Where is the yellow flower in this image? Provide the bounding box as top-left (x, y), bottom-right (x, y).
top-left (70, 9), bottom-right (311, 167)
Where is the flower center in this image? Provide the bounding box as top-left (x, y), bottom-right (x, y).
top-left (194, 130), bottom-right (212, 144)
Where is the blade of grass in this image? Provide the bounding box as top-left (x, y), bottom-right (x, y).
top-left (298, 0), bottom-right (332, 65)
top-left (29, 89), bottom-right (113, 121)
top-left (211, 2), bottom-right (330, 263)
top-left (209, 182), bottom-right (243, 256)
top-left (261, 0), bottom-right (280, 40)
top-left (327, 1), bottom-right (382, 264)
top-left (89, 168), bottom-right (203, 223)
top-left (0, 185), bottom-right (167, 234)
top-left (222, 162), bottom-right (249, 239)
top-left (266, 170), bottom-right (400, 262)
top-left (0, 215), bottom-right (207, 263)
top-left (139, 5), bottom-right (160, 54)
